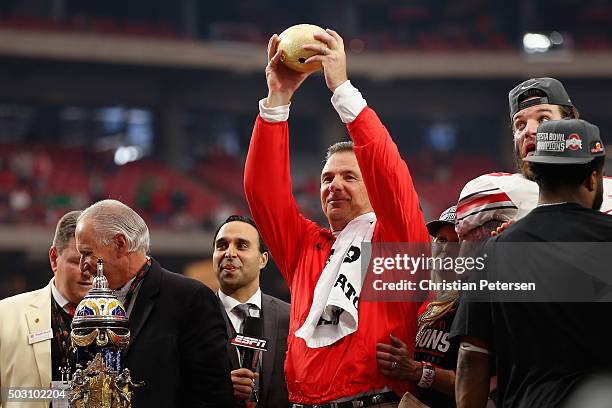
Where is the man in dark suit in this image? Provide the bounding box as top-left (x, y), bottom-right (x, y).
top-left (213, 215), bottom-right (290, 407)
top-left (75, 199), bottom-right (233, 408)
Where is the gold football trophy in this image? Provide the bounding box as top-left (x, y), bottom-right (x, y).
top-left (68, 259), bottom-right (142, 408)
top-left (277, 24), bottom-right (327, 73)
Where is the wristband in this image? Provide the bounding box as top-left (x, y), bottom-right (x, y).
top-left (417, 361), bottom-right (435, 389)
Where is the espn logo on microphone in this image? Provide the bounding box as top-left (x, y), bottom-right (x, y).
top-left (231, 335), bottom-right (268, 351)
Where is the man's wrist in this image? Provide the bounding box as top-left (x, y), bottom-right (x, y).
top-left (330, 78), bottom-right (349, 93)
top-left (265, 91), bottom-right (293, 108)
top-left (411, 361), bottom-right (424, 382)
top-left (417, 361), bottom-right (436, 388)
top-left (330, 80), bottom-right (367, 124)
top-left (259, 98), bottom-right (290, 122)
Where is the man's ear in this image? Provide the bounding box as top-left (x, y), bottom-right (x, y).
top-left (586, 170), bottom-right (598, 192)
top-left (259, 251), bottom-right (269, 270)
top-left (49, 246), bottom-right (59, 274)
top-left (114, 234), bottom-right (129, 256)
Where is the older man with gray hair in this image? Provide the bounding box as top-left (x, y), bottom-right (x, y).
top-left (75, 199), bottom-right (232, 408)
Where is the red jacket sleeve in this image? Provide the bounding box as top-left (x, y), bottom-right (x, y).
top-left (348, 107), bottom-right (429, 243)
top-left (244, 115), bottom-right (320, 285)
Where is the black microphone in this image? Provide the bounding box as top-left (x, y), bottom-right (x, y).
top-left (231, 317), bottom-right (267, 408)
top-left (231, 316), bottom-right (267, 371)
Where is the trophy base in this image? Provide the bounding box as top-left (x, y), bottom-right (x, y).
top-left (69, 354), bottom-right (132, 408)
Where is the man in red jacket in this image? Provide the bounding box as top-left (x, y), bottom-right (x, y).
top-left (244, 29), bottom-right (430, 407)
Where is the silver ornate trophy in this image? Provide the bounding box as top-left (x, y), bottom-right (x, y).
top-left (68, 259), bottom-right (142, 408)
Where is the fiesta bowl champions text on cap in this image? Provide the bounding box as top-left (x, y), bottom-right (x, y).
top-left (524, 118), bottom-right (605, 165)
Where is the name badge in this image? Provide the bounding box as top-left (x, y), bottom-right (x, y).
top-left (28, 328), bottom-right (53, 344)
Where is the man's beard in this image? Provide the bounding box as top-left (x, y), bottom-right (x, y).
top-left (514, 142), bottom-right (535, 180)
top-left (593, 177), bottom-right (604, 210)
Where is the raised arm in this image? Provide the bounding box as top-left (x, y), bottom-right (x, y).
top-left (307, 29), bottom-right (428, 243)
top-left (244, 34), bottom-right (319, 282)
top-left (349, 109), bottom-right (428, 242)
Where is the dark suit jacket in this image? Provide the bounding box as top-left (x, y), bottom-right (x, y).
top-left (221, 292), bottom-right (290, 408)
top-left (125, 260), bottom-right (233, 408)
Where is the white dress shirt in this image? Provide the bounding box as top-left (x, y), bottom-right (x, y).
top-left (218, 288), bottom-right (262, 333)
top-left (50, 277), bottom-right (75, 315)
top-left (219, 288), bottom-right (263, 369)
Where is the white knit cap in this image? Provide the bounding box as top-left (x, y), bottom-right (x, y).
top-left (455, 173), bottom-right (539, 236)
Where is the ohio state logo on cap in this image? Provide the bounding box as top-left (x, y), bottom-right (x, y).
top-left (565, 133), bottom-right (582, 151)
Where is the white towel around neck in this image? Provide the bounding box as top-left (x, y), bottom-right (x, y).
top-left (295, 212), bottom-right (376, 348)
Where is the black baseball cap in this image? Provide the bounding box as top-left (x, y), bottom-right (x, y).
top-left (426, 205), bottom-right (457, 237)
top-left (523, 118), bottom-right (605, 164)
top-left (508, 77), bottom-right (573, 120)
